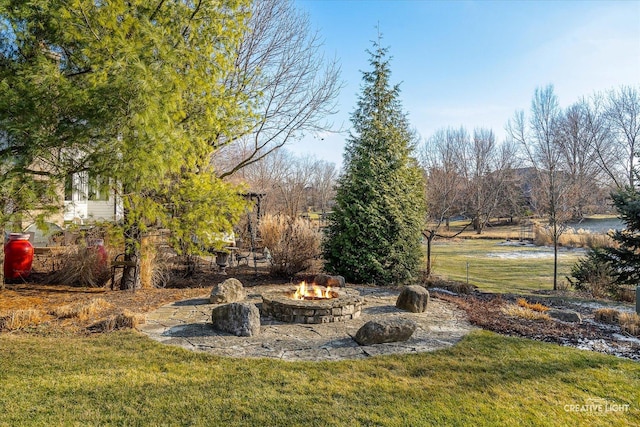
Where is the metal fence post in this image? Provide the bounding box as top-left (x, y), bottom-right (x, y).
top-left (636, 286), bottom-right (639, 315)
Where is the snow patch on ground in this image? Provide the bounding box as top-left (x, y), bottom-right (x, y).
top-left (572, 338), bottom-right (640, 361)
top-left (612, 333), bottom-right (640, 345)
top-left (429, 287), bottom-right (458, 296)
top-left (571, 300), bottom-right (636, 313)
top-left (485, 244), bottom-right (586, 260)
top-left (486, 251), bottom-right (553, 260)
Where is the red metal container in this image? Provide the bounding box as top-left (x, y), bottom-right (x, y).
top-left (4, 233), bottom-right (34, 279)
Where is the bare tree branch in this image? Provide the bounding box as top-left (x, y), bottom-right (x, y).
top-left (213, 0), bottom-right (342, 178)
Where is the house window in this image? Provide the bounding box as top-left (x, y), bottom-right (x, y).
top-left (64, 174), bottom-right (73, 201)
top-left (88, 173), bottom-right (109, 201)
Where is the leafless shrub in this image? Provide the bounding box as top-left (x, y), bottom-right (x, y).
top-left (259, 214), bottom-right (321, 276)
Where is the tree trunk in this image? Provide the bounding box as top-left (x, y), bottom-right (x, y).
top-left (552, 222), bottom-right (558, 291)
top-left (0, 226), bottom-right (4, 290)
top-left (120, 216), bottom-right (141, 291)
top-left (426, 232), bottom-right (434, 277)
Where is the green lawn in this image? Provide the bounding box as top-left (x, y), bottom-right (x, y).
top-left (1, 330), bottom-right (638, 426)
top-left (429, 239), bottom-right (584, 293)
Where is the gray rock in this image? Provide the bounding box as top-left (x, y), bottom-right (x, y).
top-left (396, 285), bottom-right (429, 313)
top-left (548, 309), bottom-right (582, 323)
top-left (354, 317), bottom-right (417, 345)
top-left (313, 274), bottom-right (346, 288)
top-left (211, 302), bottom-right (260, 337)
top-left (210, 278), bottom-right (246, 304)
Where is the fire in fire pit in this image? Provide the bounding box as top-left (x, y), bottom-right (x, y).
top-left (292, 281), bottom-right (337, 300)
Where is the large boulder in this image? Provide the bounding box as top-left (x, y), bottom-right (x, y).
top-left (548, 309), bottom-right (582, 323)
top-left (396, 285), bottom-right (429, 313)
top-left (354, 318), bottom-right (417, 345)
top-left (210, 278), bottom-right (246, 304)
top-left (313, 274), bottom-right (346, 288)
top-left (211, 302), bottom-right (260, 337)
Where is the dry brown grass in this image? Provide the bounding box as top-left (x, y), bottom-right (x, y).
top-left (619, 312), bottom-right (640, 336)
top-left (45, 245), bottom-right (113, 287)
top-left (593, 309), bottom-right (639, 336)
top-left (501, 304), bottom-right (551, 321)
top-left (533, 224), bottom-right (614, 248)
top-left (48, 298), bottom-right (115, 321)
top-left (617, 287), bottom-right (637, 303)
top-left (89, 309), bottom-right (146, 332)
top-left (139, 234), bottom-right (174, 289)
top-left (516, 298), bottom-right (549, 312)
top-left (594, 308), bottom-right (621, 324)
top-left (0, 309), bottom-right (47, 331)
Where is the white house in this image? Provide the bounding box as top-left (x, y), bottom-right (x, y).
top-left (63, 171), bottom-right (122, 224)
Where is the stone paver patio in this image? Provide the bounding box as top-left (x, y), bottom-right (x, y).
top-left (138, 285), bottom-right (475, 362)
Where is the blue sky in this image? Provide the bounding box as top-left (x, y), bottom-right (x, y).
top-left (289, 0), bottom-right (640, 168)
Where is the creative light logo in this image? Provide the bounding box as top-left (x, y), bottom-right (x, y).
top-left (564, 397), bottom-right (630, 416)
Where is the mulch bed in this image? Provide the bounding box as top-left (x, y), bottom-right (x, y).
top-left (433, 290), bottom-right (640, 361)
top-left (2, 266), bottom-right (639, 362)
top-left (0, 263), bottom-right (292, 335)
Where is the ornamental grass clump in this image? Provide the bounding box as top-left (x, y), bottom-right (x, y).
top-left (88, 310), bottom-right (145, 333)
top-left (619, 312), bottom-right (640, 336)
top-left (140, 235), bottom-right (173, 288)
top-left (516, 298), bottom-right (549, 312)
top-left (0, 309), bottom-right (46, 331)
top-left (45, 245), bottom-right (113, 287)
top-left (594, 308), bottom-right (620, 325)
top-left (501, 304), bottom-right (551, 322)
top-left (259, 215), bottom-right (321, 276)
top-left (49, 298), bottom-right (114, 321)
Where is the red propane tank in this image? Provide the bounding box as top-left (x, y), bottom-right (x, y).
top-left (4, 233), bottom-right (34, 279)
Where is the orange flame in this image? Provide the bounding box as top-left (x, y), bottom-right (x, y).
top-left (292, 281), bottom-right (333, 300)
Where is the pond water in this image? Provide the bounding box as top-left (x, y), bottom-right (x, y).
top-left (565, 218), bottom-right (624, 234)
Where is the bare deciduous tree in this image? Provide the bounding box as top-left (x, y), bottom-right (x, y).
top-left (457, 128), bottom-right (519, 234)
top-left (581, 93), bottom-right (622, 189)
top-left (508, 84), bottom-right (573, 290)
top-left (237, 149), bottom-right (337, 218)
top-left (214, 0), bottom-right (342, 178)
top-left (309, 160), bottom-right (337, 218)
top-left (420, 127), bottom-right (467, 276)
top-left (606, 85), bottom-right (640, 188)
top-left (556, 100), bottom-right (607, 219)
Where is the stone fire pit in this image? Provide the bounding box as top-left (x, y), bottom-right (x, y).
top-left (261, 286), bottom-right (364, 324)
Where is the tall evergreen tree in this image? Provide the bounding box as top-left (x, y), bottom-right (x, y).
top-left (323, 39), bottom-right (426, 285)
top-left (606, 186), bottom-right (640, 286)
top-left (570, 185), bottom-right (640, 296)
